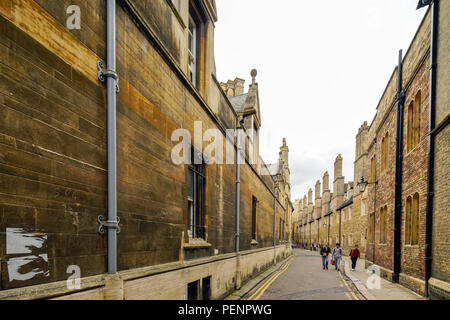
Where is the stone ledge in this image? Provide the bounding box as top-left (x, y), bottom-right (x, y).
top-left (183, 239), bottom-right (213, 250)
top-left (429, 277), bottom-right (450, 300)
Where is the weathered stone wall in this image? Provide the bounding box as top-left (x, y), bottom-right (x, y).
top-left (0, 0), bottom-right (291, 298)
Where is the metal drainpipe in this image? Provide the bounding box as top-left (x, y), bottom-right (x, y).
top-left (273, 184), bottom-right (277, 246)
top-left (425, 0), bottom-right (439, 297)
top-left (235, 118), bottom-right (244, 253)
top-left (393, 49), bottom-right (406, 283)
top-left (339, 209), bottom-right (342, 245)
top-left (284, 203), bottom-right (287, 244)
top-left (106, 0), bottom-right (118, 275)
top-left (96, 0), bottom-right (119, 275)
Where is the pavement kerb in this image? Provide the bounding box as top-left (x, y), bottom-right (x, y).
top-left (225, 254), bottom-right (294, 300)
top-left (342, 258), bottom-right (377, 300)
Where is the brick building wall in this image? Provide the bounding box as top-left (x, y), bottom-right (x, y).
top-left (430, 0), bottom-right (450, 299)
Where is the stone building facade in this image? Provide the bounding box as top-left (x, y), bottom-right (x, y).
top-left (295, 2), bottom-right (449, 299)
top-left (0, 0), bottom-right (293, 299)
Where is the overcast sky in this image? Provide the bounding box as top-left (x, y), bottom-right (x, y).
top-left (214, 0), bottom-right (427, 201)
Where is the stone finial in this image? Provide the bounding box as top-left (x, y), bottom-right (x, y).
top-left (283, 138), bottom-right (286, 147)
top-left (251, 69), bottom-right (257, 84)
top-left (308, 189), bottom-right (313, 204)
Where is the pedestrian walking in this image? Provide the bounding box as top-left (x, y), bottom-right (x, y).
top-left (332, 243), bottom-right (343, 271)
top-left (349, 244), bottom-right (360, 271)
top-left (320, 243), bottom-right (331, 270)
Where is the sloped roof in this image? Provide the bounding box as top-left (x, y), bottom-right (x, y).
top-left (229, 93), bottom-right (248, 113)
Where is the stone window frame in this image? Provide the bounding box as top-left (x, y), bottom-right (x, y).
top-left (369, 212), bottom-right (375, 244)
top-left (379, 205), bottom-right (388, 244)
top-left (186, 0), bottom-right (210, 90)
top-left (187, 146), bottom-right (207, 241)
top-left (406, 90), bottom-right (422, 153)
top-left (381, 131), bottom-right (389, 173)
top-left (405, 193), bottom-right (420, 246)
top-left (251, 196), bottom-right (258, 243)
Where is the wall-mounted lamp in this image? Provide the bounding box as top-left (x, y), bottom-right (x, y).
top-left (356, 176), bottom-right (378, 193)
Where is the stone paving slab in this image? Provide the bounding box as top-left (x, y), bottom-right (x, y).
top-left (342, 256), bottom-right (424, 300)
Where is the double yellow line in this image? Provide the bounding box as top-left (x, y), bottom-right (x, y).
top-left (338, 271), bottom-right (359, 300)
top-left (247, 259), bottom-right (293, 300)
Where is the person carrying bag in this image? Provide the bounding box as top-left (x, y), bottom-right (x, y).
top-left (320, 243), bottom-right (331, 270)
top-left (332, 243), bottom-right (343, 271)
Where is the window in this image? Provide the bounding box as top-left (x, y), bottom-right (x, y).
top-left (380, 206), bottom-right (387, 244)
top-left (407, 91), bottom-right (422, 152)
top-left (369, 213), bottom-right (375, 243)
top-left (252, 196), bottom-right (257, 240)
top-left (361, 200), bottom-right (367, 216)
top-left (405, 194), bottom-right (419, 245)
top-left (188, 15), bottom-right (197, 85)
top-left (187, 280), bottom-right (199, 300)
top-left (414, 91), bottom-right (421, 148)
top-left (370, 156), bottom-right (376, 184)
top-left (381, 132), bottom-right (389, 172)
top-left (188, 148), bottom-right (206, 239)
top-left (202, 276), bottom-right (211, 300)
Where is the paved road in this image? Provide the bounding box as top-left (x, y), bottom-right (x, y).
top-left (245, 249), bottom-right (363, 300)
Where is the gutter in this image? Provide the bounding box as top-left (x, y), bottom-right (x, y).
top-left (424, 0), bottom-right (439, 298)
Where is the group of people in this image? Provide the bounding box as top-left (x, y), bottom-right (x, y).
top-left (318, 243), bottom-right (360, 271)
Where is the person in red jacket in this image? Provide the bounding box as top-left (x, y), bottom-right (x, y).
top-left (349, 244), bottom-right (360, 271)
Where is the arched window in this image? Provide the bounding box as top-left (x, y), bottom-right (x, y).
top-left (407, 101), bottom-right (414, 152)
top-left (381, 132), bottom-right (389, 172)
top-left (379, 206), bottom-right (387, 244)
top-left (412, 193), bottom-right (419, 245)
top-left (405, 194), bottom-right (419, 245)
top-left (414, 91), bottom-right (421, 148)
top-left (407, 90), bottom-right (422, 152)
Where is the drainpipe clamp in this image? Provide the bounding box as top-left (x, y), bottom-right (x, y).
top-left (97, 61), bottom-right (120, 93)
top-left (98, 215), bottom-right (121, 235)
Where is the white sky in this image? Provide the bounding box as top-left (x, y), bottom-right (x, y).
top-left (214, 0), bottom-right (427, 201)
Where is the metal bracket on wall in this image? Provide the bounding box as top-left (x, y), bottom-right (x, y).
top-left (98, 215), bottom-right (121, 235)
top-left (97, 61), bottom-right (120, 93)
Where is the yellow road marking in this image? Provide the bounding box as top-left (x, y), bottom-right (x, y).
top-left (247, 260), bottom-right (291, 300)
top-left (247, 259), bottom-right (292, 300)
top-left (339, 271), bottom-right (359, 300)
top-left (253, 260), bottom-right (293, 300)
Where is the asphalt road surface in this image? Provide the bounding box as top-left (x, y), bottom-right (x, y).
top-left (245, 249), bottom-right (364, 300)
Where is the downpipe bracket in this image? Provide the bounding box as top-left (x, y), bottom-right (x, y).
top-left (98, 215), bottom-right (121, 235)
top-left (97, 61), bottom-right (120, 93)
